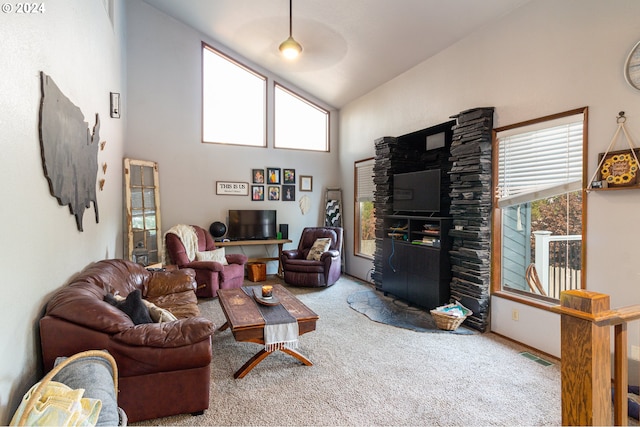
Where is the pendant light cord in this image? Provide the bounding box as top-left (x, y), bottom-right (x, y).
top-left (288, 0), bottom-right (293, 37)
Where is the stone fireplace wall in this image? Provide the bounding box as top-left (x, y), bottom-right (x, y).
top-left (372, 107), bottom-right (494, 332)
top-left (448, 107), bottom-right (494, 332)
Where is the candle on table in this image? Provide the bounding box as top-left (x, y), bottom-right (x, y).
top-left (261, 285), bottom-right (273, 298)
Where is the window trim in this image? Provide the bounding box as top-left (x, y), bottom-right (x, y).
top-left (491, 107), bottom-right (589, 308)
top-left (354, 157), bottom-right (375, 259)
top-left (273, 82), bottom-right (330, 152)
top-left (201, 42), bottom-right (267, 147)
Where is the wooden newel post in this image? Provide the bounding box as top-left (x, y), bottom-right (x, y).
top-left (558, 290), bottom-right (611, 426)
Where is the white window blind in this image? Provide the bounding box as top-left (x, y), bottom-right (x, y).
top-left (496, 113), bottom-right (583, 207)
top-left (356, 159), bottom-right (375, 202)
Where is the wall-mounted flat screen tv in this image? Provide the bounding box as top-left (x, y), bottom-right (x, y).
top-left (227, 210), bottom-right (277, 240)
top-left (393, 169), bottom-right (441, 213)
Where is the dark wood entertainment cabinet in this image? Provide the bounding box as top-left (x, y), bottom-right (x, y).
top-left (381, 215), bottom-right (452, 310)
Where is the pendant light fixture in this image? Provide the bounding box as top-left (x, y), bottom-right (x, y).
top-left (279, 0), bottom-right (302, 59)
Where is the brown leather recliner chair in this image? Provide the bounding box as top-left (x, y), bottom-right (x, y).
top-left (281, 226), bottom-right (343, 287)
top-left (165, 225), bottom-right (247, 298)
top-left (39, 259), bottom-right (214, 423)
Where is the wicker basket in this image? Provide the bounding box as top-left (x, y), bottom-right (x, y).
top-left (430, 310), bottom-right (466, 330)
top-left (430, 303), bottom-right (472, 331)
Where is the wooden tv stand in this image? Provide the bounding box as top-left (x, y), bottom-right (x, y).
top-left (215, 239), bottom-right (292, 277)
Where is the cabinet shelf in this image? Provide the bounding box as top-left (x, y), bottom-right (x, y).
top-left (414, 230), bottom-right (440, 236)
top-left (382, 215), bottom-right (452, 310)
top-left (387, 233), bottom-right (407, 240)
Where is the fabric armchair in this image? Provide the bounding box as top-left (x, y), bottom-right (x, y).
top-left (165, 225), bottom-right (247, 297)
top-left (281, 226), bottom-right (343, 287)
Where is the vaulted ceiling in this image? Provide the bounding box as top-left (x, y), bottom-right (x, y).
top-left (143, 0), bottom-right (530, 108)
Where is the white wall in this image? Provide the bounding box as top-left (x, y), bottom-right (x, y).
top-left (125, 1), bottom-right (340, 272)
top-left (339, 0), bottom-right (640, 356)
top-left (0, 0), bottom-right (126, 423)
top-left (3, 3), bottom-right (639, 421)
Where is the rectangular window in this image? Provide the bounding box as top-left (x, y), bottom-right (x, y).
top-left (355, 158), bottom-right (375, 258)
top-left (274, 84), bottom-right (329, 152)
top-left (202, 43), bottom-right (266, 146)
top-left (497, 115), bottom-right (584, 206)
top-left (493, 108), bottom-right (587, 301)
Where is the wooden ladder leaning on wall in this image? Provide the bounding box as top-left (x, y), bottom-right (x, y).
top-left (552, 290), bottom-right (640, 425)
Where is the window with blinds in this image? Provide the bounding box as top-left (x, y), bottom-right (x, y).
top-left (355, 158), bottom-right (375, 258)
top-left (492, 107), bottom-right (587, 302)
top-left (496, 113), bottom-right (584, 207)
top-left (356, 159), bottom-right (375, 202)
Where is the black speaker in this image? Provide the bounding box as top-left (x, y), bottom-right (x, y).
top-left (279, 224), bottom-right (289, 239)
top-left (209, 221), bottom-right (227, 239)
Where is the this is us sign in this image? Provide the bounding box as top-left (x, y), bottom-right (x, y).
top-left (216, 181), bottom-right (249, 196)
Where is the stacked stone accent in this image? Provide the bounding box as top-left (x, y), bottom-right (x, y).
top-left (372, 137), bottom-right (394, 287)
top-left (448, 107), bottom-right (494, 332)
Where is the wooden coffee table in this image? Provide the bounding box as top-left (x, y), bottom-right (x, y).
top-left (217, 284), bottom-right (319, 378)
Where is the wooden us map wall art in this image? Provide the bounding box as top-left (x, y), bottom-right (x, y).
top-left (39, 72), bottom-right (100, 231)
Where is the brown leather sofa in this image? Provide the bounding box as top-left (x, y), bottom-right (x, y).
top-left (281, 226), bottom-right (343, 287)
top-left (165, 225), bottom-right (247, 298)
top-left (39, 259), bottom-right (214, 423)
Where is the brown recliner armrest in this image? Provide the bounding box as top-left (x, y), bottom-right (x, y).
top-left (183, 260), bottom-right (225, 272)
top-left (112, 317), bottom-right (214, 348)
top-left (320, 250), bottom-right (340, 261)
top-left (282, 249), bottom-right (302, 260)
top-left (225, 253), bottom-right (248, 265)
top-left (145, 268), bottom-right (197, 298)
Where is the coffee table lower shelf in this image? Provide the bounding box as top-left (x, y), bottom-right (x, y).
top-left (217, 284), bottom-right (319, 379)
top-left (218, 321), bottom-right (313, 379)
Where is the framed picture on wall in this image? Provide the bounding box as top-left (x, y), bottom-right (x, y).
top-left (251, 185), bottom-right (264, 201)
top-left (267, 168), bottom-right (281, 184)
top-left (300, 175), bottom-right (312, 192)
top-left (252, 169), bottom-right (265, 184)
top-left (268, 186), bottom-right (280, 200)
top-left (282, 185), bottom-right (296, 201)
top-left (283, 168), bottom-right (295, 184)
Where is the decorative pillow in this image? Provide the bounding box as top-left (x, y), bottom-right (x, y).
top-left (195, 248), bottom-right (228, 265)
top-left (110, 294), bottom-right (177, 323)
top-left (104, 289), bottom-right (153, 325)
top-left (306, 238), bottom-right (332, 261)
top-left (143, 299), bottom-right (178, 323)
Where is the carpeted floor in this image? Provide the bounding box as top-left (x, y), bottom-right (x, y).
top-left (347, 289), bottom-right (475, 335)
top-left (133, 274), bottom-right (564, 426)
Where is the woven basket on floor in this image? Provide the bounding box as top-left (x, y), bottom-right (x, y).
top-left (430, 310), bottom-right (467, 331)
top-left (430, 302), bottom-right (472, 331)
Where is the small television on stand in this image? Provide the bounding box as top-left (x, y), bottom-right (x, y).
top-left (393, 169), bottom-right (441, 214)
top-left (227, 210), bottom-right (277, 241)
